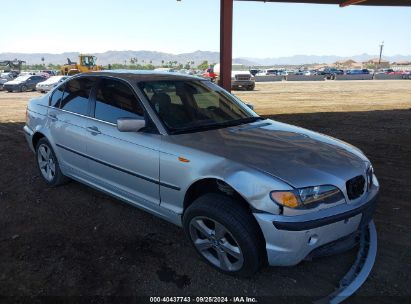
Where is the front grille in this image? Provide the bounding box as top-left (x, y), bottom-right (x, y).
top-left (235, 74), bottom-right (251, 81)
top-left (346, 175), bottom-right (365, 200)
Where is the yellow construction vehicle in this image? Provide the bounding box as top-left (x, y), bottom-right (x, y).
top-left (60, 54), bottom-right (102, 75)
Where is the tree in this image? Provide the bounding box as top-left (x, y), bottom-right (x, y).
top-left (197, 60), bottom-right (209, 70)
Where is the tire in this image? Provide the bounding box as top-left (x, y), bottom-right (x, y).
top-left (246, 85), bottom-right (255, 91)
top-left (20, 85), bottom-right (27, 92)
top-left (35, 138), bottom-right (69, 187)
top-left (183, 193), bottom-right (266, 277)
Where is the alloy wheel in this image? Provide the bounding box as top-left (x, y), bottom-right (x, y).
top-left (189, 216), bottom-right (244, 271)
top-left (37, 144), bottom-right (56, 182)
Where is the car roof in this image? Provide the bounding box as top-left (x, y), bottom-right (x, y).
top-left (79, 70), bottom-right (204, 82)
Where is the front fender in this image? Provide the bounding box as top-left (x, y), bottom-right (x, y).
top-left (222, 165), bottom-right (292, 215)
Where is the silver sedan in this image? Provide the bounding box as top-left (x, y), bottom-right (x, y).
top-left (24, 71), bottom-right (379, 276)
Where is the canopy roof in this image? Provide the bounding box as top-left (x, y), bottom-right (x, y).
top-left (237, 0), bottom-right (411, 7)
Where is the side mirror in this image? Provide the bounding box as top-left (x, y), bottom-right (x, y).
top-left (117, 117), bottom-right (146, 132)
top-left (246, 104), bottom-right (254, 110)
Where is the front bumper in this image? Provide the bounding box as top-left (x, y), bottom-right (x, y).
top-left (231, 80), bottom-right (254, 88)
top-left (254, 184), bottom-right (378, 266)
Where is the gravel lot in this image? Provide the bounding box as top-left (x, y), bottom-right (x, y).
top-left (0, 80), bottom-right (410, 303)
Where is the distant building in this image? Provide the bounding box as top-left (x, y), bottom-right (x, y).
top-left (362, 58), bottom-right (390, 69)
top-left (312, 64), bottom-right (328, 70)
top-left (391, 61), bottom-right (411, 71)
top-left (333, 59), bottom-right (362, 69)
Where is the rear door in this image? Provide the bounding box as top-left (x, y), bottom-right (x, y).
top-left (84, 77), bottom-right (161, 207)
top-left (48, 77), bottom-right (95, 179)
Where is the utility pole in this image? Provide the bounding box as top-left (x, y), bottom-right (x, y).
top-left (378, 41), bottom-right (384, 69)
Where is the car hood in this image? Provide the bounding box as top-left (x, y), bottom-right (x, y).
top-left (170, 119), bottom-right (369, 188)
top-left (5, 80), bottom-right (23, 85)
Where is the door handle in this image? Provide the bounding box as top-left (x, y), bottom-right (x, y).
top-left (86, 126), bottom-right (101, 135)
top-left (48, 114), bottom-right (57, 121)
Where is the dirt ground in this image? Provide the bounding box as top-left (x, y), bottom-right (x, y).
top-left (0, 80), bottom-right (410, 303)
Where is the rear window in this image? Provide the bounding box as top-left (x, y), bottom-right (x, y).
top-left (60, 77), bottom-right (94, 115)
top-left (50, 84), bottom-right (65, 108)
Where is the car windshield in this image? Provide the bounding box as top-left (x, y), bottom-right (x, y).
top-left (139, 80), bottom-right (261, 134)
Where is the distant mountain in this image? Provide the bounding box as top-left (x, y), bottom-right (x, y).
top-left (0, 50), bottom-right (220, 66)
top-left (1, 50), bottom-right (410, 66)
top-left (237, 54), bottom-right (411, 66)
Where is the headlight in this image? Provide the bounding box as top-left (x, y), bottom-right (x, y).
top-left (270, 185), bottom-right (344, 209)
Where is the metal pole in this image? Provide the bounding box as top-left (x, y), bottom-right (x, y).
top-left (219, 0), bottom-right (233, 92)
top-left (378, 41), bottom-right (384, 69)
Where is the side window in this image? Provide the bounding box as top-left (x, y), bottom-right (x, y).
top-left (94, 78), bottom-right (144, 124)
top-left (60, 77), bottom-right (94, 116)
top-left (50, 84), bottom-right (65, 107)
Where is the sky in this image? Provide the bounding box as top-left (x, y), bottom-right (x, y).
top-left (1, 0), bottom-right (410, 57)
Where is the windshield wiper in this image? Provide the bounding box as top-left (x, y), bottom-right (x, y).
top-left (228, 116), bottom-right (264, 125)
top-left (170, 116), bottom-right (264, 134)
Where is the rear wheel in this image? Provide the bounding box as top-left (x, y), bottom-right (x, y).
top-left (183, 193), bottom-right (265, 277)
top-left (20, 85), bottom-right (27, 92)
top-left (36, 138), bottom-right (68, 186)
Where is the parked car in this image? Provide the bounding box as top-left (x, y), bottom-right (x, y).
top-left (0, 71), bottom-right (18, 90)
top-left (36, 76), bottom-right (70, 93)
top-left (318, 68), bottom-right (344, 79)
top-left (256, 69), bottom-right (282, 76)
top-left (387, 70), bottom-right (410, 75)
top-left (18, 71), bottom-right (37, 77)
top-left (41, 70), bottom-right (56, 77)
top-left (346, 69), bottom-right (370, 75)
top-left (3, 75), bottom-right (46, 92)
top-left (295, 70), bottom-right (316, 76)
top-left (24, 71), bottom-right (379, 276)
top-left (213, 64), bottom-right (255, 90)
top-left (375, 69), bottom-right (392, 74)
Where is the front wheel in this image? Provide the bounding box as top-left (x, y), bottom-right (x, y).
top-left (36, 138), bottom-right (68, 186)
top-left (183, 193), bottom-right (266, 277)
